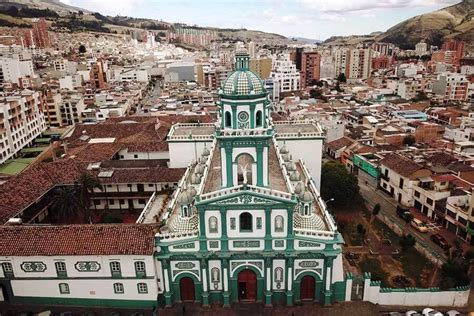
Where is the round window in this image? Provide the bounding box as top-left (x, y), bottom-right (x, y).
top-left (238, 111), bottom-right (249, 122)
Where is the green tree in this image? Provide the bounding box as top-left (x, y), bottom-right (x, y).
top-left (440, 259), bottom-right (470, 289)
top-left (321, 161), bottom-right (360, 210)
top-left (309, 88), bottom-right (322, 99)
top-left (413, 91), bottom-right (428, 102)
top-left (370, 203), bottom-right (381, 224)
top-left (403, 134), bottom-right (416, 146)
top-left (337, 73), bottom-right (346, 83)
top-left (77, 172), bottom-right (102, 223)
top-left (402, 212), bottom-right (414, 225)
top-left (50, 186), bottom-right (82, 222)
top-left (399, 234), bottom-right (416, 251)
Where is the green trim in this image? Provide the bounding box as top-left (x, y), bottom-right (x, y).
top-left (20, 261), bottom-right (47, 273)
top-left (134, 261), bottom-right (146, 278)
top-left (75, 261), bottom-right (101, 272)
top-left (10, 296), bottom-right (157, 308)
top-left (110, 261), bottom-right (121, 278)
top-left (55, 262), bottom-right (67, 278)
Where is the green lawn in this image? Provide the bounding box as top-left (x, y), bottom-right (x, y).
top-left (359, 256), bottom-right (390, 286)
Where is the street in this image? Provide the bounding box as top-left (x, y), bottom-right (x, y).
top-left (357, 179), bottom-right (449, 263)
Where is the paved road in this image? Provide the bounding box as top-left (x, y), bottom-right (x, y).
top-left (358, 179), bottom-right (448, 263)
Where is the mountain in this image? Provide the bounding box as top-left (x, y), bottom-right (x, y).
top-left (376, 0), bottom-right (474, 50)
top-left (0, 0), bottom-right (290, 46)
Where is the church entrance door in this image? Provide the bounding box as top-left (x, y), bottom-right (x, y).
top-left (238, 269), bottom-right (257, 301)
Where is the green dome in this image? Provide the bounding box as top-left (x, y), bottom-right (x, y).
top-left (221, 70), bottom-right (265, 96)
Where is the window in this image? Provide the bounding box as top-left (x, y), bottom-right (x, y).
top-left (55, 262), bottom-right (67, 277)
top-left (399, 178), bottom-right (404, 189)
top-left (59, 283), bottom-right (70, 294)
top-left (304, 204), bottom-right (310, 216)
top-left (225, 111), bottom-right (232, 128)
top-left (138, 199), bottom-right (146, 204)
top-left (414, 190), bottom-right (420, 198)
top-left (256, 110), bottom-right (262, 127)
top-left (239, 212), bottom-right (252, 231)
top-left (110, 261), bottom-right (121, 277)
top-left (426, 198), bottom-right (434, 206)
top-left (114, 283), bottom-right (124, 294)
top-left (2, 262), bottom-right (13, 277)
top-left (137, 283), bottom-right (148, 294)
top-left (135, 261), bottom-right (146, 277)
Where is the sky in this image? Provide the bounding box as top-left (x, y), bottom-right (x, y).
top-left (60, 0), bottom-right (460, 40)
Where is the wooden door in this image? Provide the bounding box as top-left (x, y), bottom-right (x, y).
top-left (300, 275), bottom-right (315, 300)
top-left (238, 270), bottom-right (257, 301)
top-left (180, 277), bottom-right (195, 302)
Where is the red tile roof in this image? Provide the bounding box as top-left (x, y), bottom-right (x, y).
top-left (0, 224), bottom-right (157, 256)
top-left (380, 153), bottom-right (426, 177)
top-left (326, 137), bottom-right (354, 151)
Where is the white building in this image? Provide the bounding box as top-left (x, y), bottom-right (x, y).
top-left (0, 90), bottom-right (46, 164)
top-left (0, 55), bottom-right (34, 86)
top-left (270, 54), bottom-right (300, 92)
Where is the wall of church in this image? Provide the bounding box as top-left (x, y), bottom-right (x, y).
top-left (168, 141), bottom-right (213, 168)
top-left (277, 138), bottom-right (323, 190)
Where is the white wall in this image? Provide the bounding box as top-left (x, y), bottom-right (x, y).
top-left (169, 141), bottom-right (212, 168)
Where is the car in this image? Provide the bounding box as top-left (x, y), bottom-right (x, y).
top-left (397, 205), bottom-right (411, 219)
top-left (422, 308), bottom-right (443, 316)
top-left (410, 218), bottom-right (428, 233)
top-left (430, 234), bottom-right (451, 251)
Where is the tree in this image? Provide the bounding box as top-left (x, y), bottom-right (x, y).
top-left (77, 172), bottom-right (102, 223)
top-left (50, 186), bottom-right (82, 222)
top-left (309, 88), bottom-right (322, 99)
top-left (78, 44), bottom-right (86, 54)
top-left (337, 73), bottom-right (346, 83)
top-left (321, 161), bottom-right (360, 210)
top-left (440, 259), bottom-right (470, 289)
top-left (399, 234), bottom-right (416, 251)
top-left (370, 203), bottom-right (381, 224)
top-left (403, 134), bottom-right (416, 146)
top-left (413, 91), bottom-right (429, 102)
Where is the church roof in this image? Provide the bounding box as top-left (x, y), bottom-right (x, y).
top-left (221, 70), bottom-right (265, 96)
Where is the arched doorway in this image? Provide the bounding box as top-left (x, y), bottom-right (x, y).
top-left (179, 277), bottom-right (195, 302)
top-left (238, 269), bottom-right (257, 301)
top-left (300, 275), bottom-right (315, 300)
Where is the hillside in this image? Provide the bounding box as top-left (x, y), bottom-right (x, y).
top-left (376, 0), bottom-right (474, 50)
top-left (0, 0), bottom-right (290, 46)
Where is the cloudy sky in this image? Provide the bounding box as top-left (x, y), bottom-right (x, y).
top-left (60, 0), bottom-right (459, 40)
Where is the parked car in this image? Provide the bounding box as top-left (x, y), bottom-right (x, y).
top-left (410, 218), bottom-right (428, 233)
top-left (430, 234), bottom-right (451, 251)
top-left (396, 205), bottom-right (411, 219)
top-left (422, 308), bottom-right (443, 316)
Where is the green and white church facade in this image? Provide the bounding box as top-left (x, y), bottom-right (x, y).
top-left (157, 51), bottom-right (345, 307)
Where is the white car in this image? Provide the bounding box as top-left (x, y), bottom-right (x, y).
top-left (406, 311), bottom-right (422, 316)
top-left (422, 308), bottom-right (443, 316)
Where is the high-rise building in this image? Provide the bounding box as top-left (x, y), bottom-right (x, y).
top-left (270, 54), bottom-right (300, 92)
top-left (23, 18), bottom-right (51, 48)
top-left (432, 72), bottom-right (469, 101)
top-left (441, 39), bottom-right (465, 66)
top-left (290, 47), bottom-right (304, 71)
top-left (90, 59), bottom-right (107, 90)
top-left (334, 48), bottom-right (372, 80)
top-left (300, 52), bottom-right (321, 89)
top-left (248, 41), bottom-right (256, 58)
top-left (0, 91), bottom-right (46, 164)
top-left (249, 57), bottom-right (272, 80)
top-left (415, 40), bottom-right (428, 56)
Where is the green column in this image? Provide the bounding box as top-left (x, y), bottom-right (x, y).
top-left (250, 104), bottom-right (255, 129)
top-left (264, 207), bottom-right (272, 250)
top-left (225, 144), bottom-right (233, 187)
top-left (287, 206), bottom-right (294, 251)
top-left (198, 206), bottom-right (207, 252)
top-left (256, 145), bottom-right (264, 186)
top-left (286, 257), bottom-right (294, 306)
top-left (220, 208), bottom-right (228, 251)
top-left (163, 260), bottom-right (172, 307)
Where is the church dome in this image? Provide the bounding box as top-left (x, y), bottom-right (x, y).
top-left (280, 144), bottom-right (289, 155)
top-left (286, 161), bottom-right (297, 172)
top-left (294, 181), bottom-right (305, 195)
top-left (195, 163), bottom-right (205, 175)
top-left (178, 188), bottom-right (194, 205)
top-left (202, 146), bottom-right (210, 157)
top-left (290, 171), bottom-right (301, 182)
top-left (191, 172), bottom-right (201, 185)
top-left (221, 71), bottom-right (265, 96)
top-left (300, 188), bottom-right (313, 203)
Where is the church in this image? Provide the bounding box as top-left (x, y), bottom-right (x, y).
top-left (156, 51), bottom-right (346, 307)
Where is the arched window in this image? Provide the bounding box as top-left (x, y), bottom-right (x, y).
top-left (236, 154), bottom-right (253, 185)
top-left (209, 216), bottom-right (218, 233)
top-left (240, 212), bottom-right (252, 231)
top-left (256, 110), bottom-right (262, 127)
top-left (274, 215), bottom-right (284, 232)
top-left (225, 111), bottom-right (232, 128)
top-left (304, 204), bottom-right (310, 216)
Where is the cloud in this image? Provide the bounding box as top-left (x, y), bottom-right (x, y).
top-left (299, 0), bottom-right (458, 13)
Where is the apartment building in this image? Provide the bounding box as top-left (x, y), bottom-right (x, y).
top-left (61, 94), bottom-right (86, 126)
top-left (249, 57), bottom-right (272, 80)
top-left (432, 73), bottom-right (469, 101)
top-left (0, 90), bottom-right (46, 164)
top-left (0, 55), bottom-right (35, 86)
top-left (43, 90), bottom-right (63, 128)
top-left (334, 48), bottom-right (372, 80)
top-left (270, 54), bottom-right (300, 92)
top-left (300, 51), bottom-right (321, 89)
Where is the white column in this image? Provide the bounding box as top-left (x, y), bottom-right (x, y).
top-left (266, 267), bottom-right (271, 291)
top-left (287, 267), bottom-right (293, 291)
top-left (326, 267), bottom-right (332, 290)
top-left (164, 269), bottom-right (170, 292)
top-left (223, 268), bottom-right (229, 291)
top-left (202, 268), bottom-right (208, 292)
